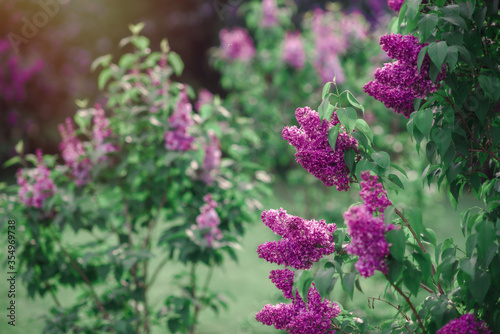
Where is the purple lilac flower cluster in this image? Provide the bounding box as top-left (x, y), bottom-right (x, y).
top-left (269, 269), bottom-right (295, 300)
top-left (93, 104), bottom-right (118, 161)
top-left (17, 149), bottom-right (56, 209)
top-left (437, 314), bottom-right (491, 334)
top-left (59, 106), bottom-right (117, 186)
top-left (310, 9), bottom-right (368, 83)
top-left (260, 0), bottom-right (278, 27)
top-left (193, 194), bottom-right (223, 247)
top-left (0, 39), bottom-right (44, 104)
top-left (363, 34), bottom-right (447, 118)
top-left (59, 118), bottom-right (92, 186)
top-left (200, 132), bottom-right (221, 185)
top-left (219, 28), bottom-right (256, 61)
top-left (194, 88), bottom-right (214, 112)
top-left (282, 106), bottom-right (358, 191)
top-left (282, 32), bottom-right (306, 69)
top-left (164, 90), bottom-right (196, 151)
top-left (344, 171), bottom-right (395, 277)
top-left (388, 0), bottom-right (405, 11)
top-left (256, 279), bottom-right (341, 334)
top-left (257, 208), bottom-right (337, 269)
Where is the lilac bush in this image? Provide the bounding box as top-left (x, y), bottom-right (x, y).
top-left (437, 314), bottom-right (491, 334)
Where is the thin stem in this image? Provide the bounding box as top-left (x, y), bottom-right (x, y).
top-left (189, 262), bottom-right (199, 334)
top-left (45, 282), bottom-right (61, 308)
top-left (394, 208), bottom-right (445, 295)
top-left (387, 278), bottom-right (427, 334)
top-left (368, 297), bottom-right (413, 333)
top-left (147, 252), bottom-right (170, 287)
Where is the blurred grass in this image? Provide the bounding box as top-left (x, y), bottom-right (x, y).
top-left (0, 172), bottom-right (482, 333)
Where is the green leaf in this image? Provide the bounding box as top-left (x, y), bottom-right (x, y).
top-left (417, 46), bottom-right (428, 73)
top-left (128, 22), bottom-right (145, 35)
top-left (131, 36), bottom-right (150, 51)
top-left (168, 52), bottom-right (184, 76)
top-left (470, 271), bottom-right (491, 303)
top-left (387, 258), bottom-right (404, 283)
top-left (403, 266), bottom-right (422, 296)
top-left (328, 124), bottom-right (341, 152)
top-left (15, 140), bottom-right (24, 155)
top-left (431, 127), bottom-right (452, 155)
top-left (414, 108), bottom-right (434, 138)
top-left (322, 82), bottom-right (332, 100)
top-left (371, 151), bottom-right (390, 169)
top-left (388, 174), bottom-right (404, 189)
top-left (418, 13), bottom-right (438, 42)
top-left (90, 54), bottom-right (112, 72)
top-left (355, 119), bottom-right (373, 142)
top-left (476, 220), bottom-right (495, 260)
top-left (344, 149), bottom-right (356, 172)
top-left (3, 156), bottom-right (21, 168)
top-left (478, 75), bottom-right (500, 102)
top-left (386, 229), bottom-right (406, 261)
top-left (318, 96), bottom-right (334, 122)
top-left (341, 272), bottom-right (356, 300)
top-left (98, 67), bottom-right (113, 90)
top-left (314, 268), bottom-right (335, 299)
top-left (458, 1), bottom-right (475, 19)
top-left (118, 53), bottom-right (139, 69)
top-left (390, 163), bottom-right (408, 178)
top-left (427, 41), bottom-right (448, 70)
top-left (346, 91), bottom-right (365, 113)
top-left (442, 15), bottom-right (468, 30)
top-left (446, 45), bottom-right (459, 70)
top-left (459, 256), bottom-right (476, 277)
top-left (293, 270), bottom-right (313, 303)
top-left (336, 107), bottom-right (357, 133)
top-left (408, 208), bottom-right (424, 236)
top-left (423, 228), bottom-right (437, 247)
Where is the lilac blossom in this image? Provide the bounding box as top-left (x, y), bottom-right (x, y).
top-left (194, 194), bottom-right (223, 247)
top-left (164, 91), bottom-right (196, 151)
top-left (344, 171), bottom-right (395, 277)
top-left (269, 269), bottom-right (295, 300)
top-left (17, 149), bottom-right (56, 209)
top-left (195, 88), bottom-right (214, 112)
top-left (388, 0), bottom-right (405, 11)
top-left (282, 32), bottom-right (306, 69)
top-left (437, 314), bottom-right (491, 334)
top-left (256, 282), bottom-right (341, 334)
top-left (59, 118), bottom-right (92, 186)
top-left (219, 28), bottom-right (256, 61)
top-left (359, 171), bottom-right (392, 214)
top-left (257, 208), bottom-right (336, 270)
top-left (261, 0), bottom-right (278, 27)
top-left (282, 106), bottom-right (358, 191)
top-left (363, 34), bottom-right (446, 118)
top-left (93, 104), bottom-right (118, 160)
top-left (200, 132), bottom-right (221, 185)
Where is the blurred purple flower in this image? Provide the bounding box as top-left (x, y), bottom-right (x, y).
top-left (437, 314), bottom-right (491, 334)
top-left (17, 149), bottom-right (56, 209)
top-left (282, 32), bottom-right (306, 69)
top-left (257, 208), bottom-right (336, 269)
top-left (59, 118), bottom-right (91, 186)
top-left (261, 0), bottom-right (278, 27)
top-left (388, 0), bottom-right (405, 11)
top-left (93, 104), bottom-right (118, 161)
top-left (200, 132), bottom-right (221, 185)
top-left (193, 194), bottom-right (223, 247)
top-left (219, 28), bottom-right (256, 61)
top-left (165, 90), bottom-right (196, 151)
top-left (282, 106), bottom-right (358, 191)
top-left (195, 88), bottom-right (214, 112)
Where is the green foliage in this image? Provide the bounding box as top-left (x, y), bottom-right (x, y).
top-left (4, 31), bottom-right (265, 333)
